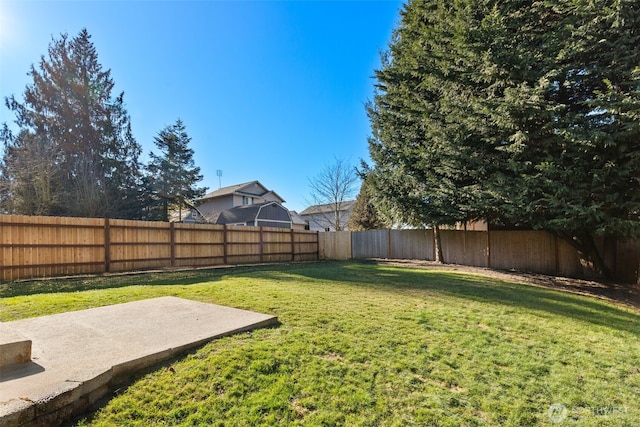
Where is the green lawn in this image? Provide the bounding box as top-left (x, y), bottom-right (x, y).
top-left (1, 261), bottom-right (639, 426)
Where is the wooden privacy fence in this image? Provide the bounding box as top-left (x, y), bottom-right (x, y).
top-left (0, 214), bottom-right (319, 281)
top-left (319, 229), bottom-right (640, 284)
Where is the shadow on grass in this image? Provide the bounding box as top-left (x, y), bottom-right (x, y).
top-left (0, 265), bottom-right (273, 297)
top-left (247, 261), bottom-right (640, 337)
top-left (2, 260), bottom-right (638, 337)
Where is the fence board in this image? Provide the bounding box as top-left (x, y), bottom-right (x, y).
top-left (489, 231), bottom-right (557, 274)
top-left (293, 230), bottom-right (320, 261)
top-left (616, 239), bottom-right (640, 284)
top-left (0, 214), bottom-right (318, 281)
top-left (0, 215), bottom-right (105, 281)
top-left (318, 228), bottom-right (639, 284)
top-left (108, 219), bottom-right (172, 272)
top-left (389, 229), bottom-right (434, 261)
top-left (262, 227), bottom-right (293, 263)
top-left (441, 230), bottom-right (489, 267)
top-left (352, 230), bottom-right (389, 259)
top-left (555, 237), bottom-right (586, 279)
top-left (294, 230), bottom-right (320, 262)
top-left (173, 223), bottom-right (225, 267)
top-left (319, 231), bottom-right (352, 260)
top-left (3, 214), bottom-right (637, 283)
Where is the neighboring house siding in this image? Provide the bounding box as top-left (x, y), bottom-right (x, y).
top-left (290, 211), bottom-right (308, 231)
top-left (305, 214), bottom-right (334, 232)
top-left (232, 194), bottom-right (275, 206)
top-left (198, 198), bottom-right (234, 216)
top-left (241, 182), bottom-right (267, 196)
top-left (300, 201), bottom-right (355, 232)
top-left (305, 213), bottom-right (351, 232)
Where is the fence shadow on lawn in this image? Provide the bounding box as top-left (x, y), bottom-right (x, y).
top-left (0, 268), bottom-right (227, 298)
top-left (249, 261), bottom-right (640, 338)
top-left (0, 263), bottom-right (312, 298)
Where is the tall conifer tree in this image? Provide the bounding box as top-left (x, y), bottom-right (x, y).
top-left (147, 119), bottom-right (207, 222)
top-left (348, 178), bottom-right (387, 231)
top-left (1, 29), bottom-right (145, 218)
top-left (367, 1), bottom-right (640, 278)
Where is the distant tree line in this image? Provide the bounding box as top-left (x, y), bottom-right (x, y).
top-left (0, 29), bottom-right (206, 221)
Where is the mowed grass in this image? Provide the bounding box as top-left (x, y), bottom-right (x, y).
top-left (1, 261), bottom-right (639, 426)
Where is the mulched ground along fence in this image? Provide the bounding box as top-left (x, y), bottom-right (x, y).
top-left (0, 214), bottom-right (319, 281)
top-left (319, 229), bottom-right (640, 284)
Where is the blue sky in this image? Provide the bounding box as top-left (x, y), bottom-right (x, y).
top-left (0, 0), bottom-right (403, 212)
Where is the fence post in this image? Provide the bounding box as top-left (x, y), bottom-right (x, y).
top-left (316, 231), bottom-right (320, 260)
top-left (432, 228), bottom-right (436, 261)
top-left (486, 229), bottom-right (491, 269)
top-left (170, 222), bottom-right (176, 267)
top-left (290, 228), bottom-right (295, 262)
top-left (350, 231), bottom-right (354, 260)
top-left (604, 236), bottom-right (617, 281)
top-left (104, 218), bottom-right (111, 273)
top-left (259, 226), bottom-right (264, 263)
top-left (387, 229), bottom-right (392, 259)
top-left (554, 232), bottom-right (560, 276)
top-left (223, 224), bottom-right (228, 265)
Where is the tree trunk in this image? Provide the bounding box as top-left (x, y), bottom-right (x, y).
top-left (555, 231), bottom-right (612, 281)
top-left (433, 225), bottom-right (445, 264)
top-left (162, 200), bottom-right (169, 222)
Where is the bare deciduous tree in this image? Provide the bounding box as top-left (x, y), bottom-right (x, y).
top-left (307, 158), bottom-right (360, 231)
top-left (0, 129), bottom-right (61, 215)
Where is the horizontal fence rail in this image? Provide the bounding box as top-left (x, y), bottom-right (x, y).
top-left (0, 214), bottom-right (319, 281)
top-left (319, 229), bottom-right (640, 284)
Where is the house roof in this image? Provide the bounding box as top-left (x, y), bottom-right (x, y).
top-left (289, 211), bottom-right (307, 225)
top-left (198, 180), bottom-right (286, 203)
top-left (216, 203), bottom-right (264, 224)
top-left (215, 201), bottom-right (291, 225)
top-left (299, 200), bottom-right (356, 216)
top-left (199, 181), bottom-right (262, 200)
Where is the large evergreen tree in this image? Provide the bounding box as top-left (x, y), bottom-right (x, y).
top-left (147, 119), bottom-right (207, 222)
top-left (1, 29), bottom-right (145, 218)
top-left (367, 1), bottom-right (640, 279)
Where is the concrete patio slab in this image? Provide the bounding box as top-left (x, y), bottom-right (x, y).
top-left (0, 323), bottom-right (32, 368)
top-left (0, 297), bottom-right (278, 426)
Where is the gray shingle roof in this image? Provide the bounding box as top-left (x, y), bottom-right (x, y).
top-left (198, 180), bottom-right (286, 203)
top-left (199, 181), bottom-right (262, 201)
top-left (215, 201), bottom-right (292, 225)
top-left (216, 203), bottom-right (264, 224)
top-left (299, 200), bottom-right (356, 216)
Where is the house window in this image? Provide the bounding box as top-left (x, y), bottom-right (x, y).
top-left (243, 196), bottom-right (254, 205)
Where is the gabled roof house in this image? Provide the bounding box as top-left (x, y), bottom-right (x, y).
top-left (182, 180), bottom-right (307, 230)
top-left (300, 200), bottom-right (356, 232)
top-left (201, 181), bottom-right (285, 212)
top-left (183, 181), bottom-right (284, 223)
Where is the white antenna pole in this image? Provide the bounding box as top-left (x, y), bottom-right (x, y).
top-left (216, 170), bottom-right (223, 189)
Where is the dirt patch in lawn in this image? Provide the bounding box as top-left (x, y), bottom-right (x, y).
top-left (366, 258), bottom-right (640, 312)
